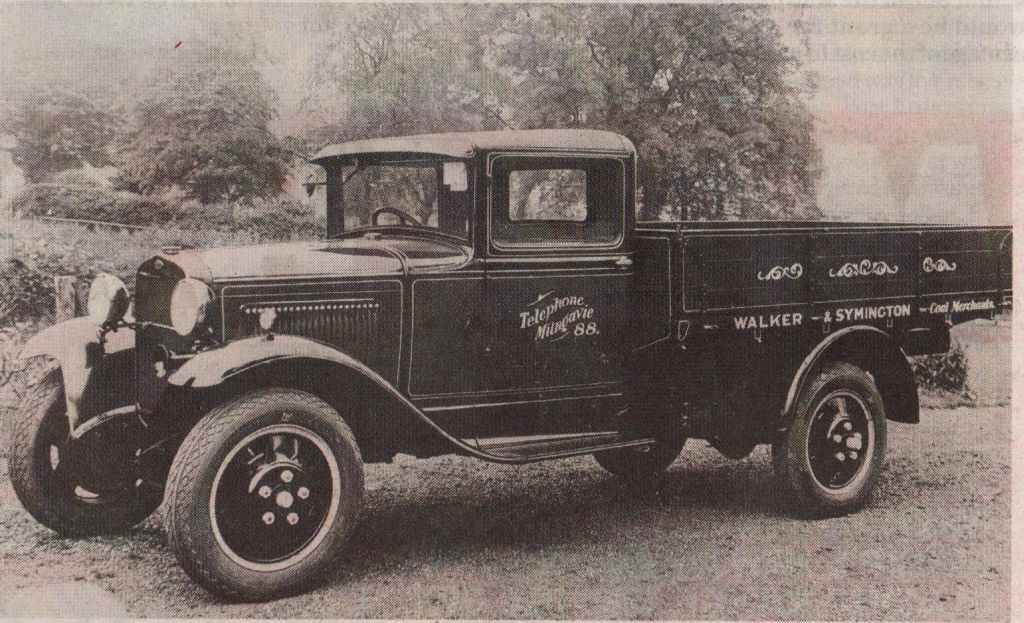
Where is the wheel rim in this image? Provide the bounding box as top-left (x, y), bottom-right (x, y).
top-left (805, 390), bottom-right (875, 492)
top-left (210, 423), bottom-right (341, 572)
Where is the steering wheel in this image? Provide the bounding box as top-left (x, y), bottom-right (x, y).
top-left (371, 207), bottom-right (421, 227)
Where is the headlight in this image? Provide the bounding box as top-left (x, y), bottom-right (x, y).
top-left (87, 273), bottom-right (130, 326)
top-left (170, 278), bottom-right (212, 336)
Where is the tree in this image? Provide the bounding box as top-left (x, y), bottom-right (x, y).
top-left (491, 5), bottom-right (821, 221)
top-left (300, 5), bottom-right (512, 147)
top-left (7, 86), bottom-right (117, 184)
top-left (295, 6), bottom-right (515, 225)
top-left (295, 5), bottom-right (820, 222)
top-left (114, 44), bottom-right (289, 204)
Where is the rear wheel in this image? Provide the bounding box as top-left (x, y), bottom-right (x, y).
top-left (8, 370), bottom-right (162, 536)
top-left (164, 388), bottom-right (363, 601)
top-left (772, 361), bottom-right (887, 516)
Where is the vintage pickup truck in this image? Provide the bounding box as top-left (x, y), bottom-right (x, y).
top-left (11, 130), bottom-right (1012, 600)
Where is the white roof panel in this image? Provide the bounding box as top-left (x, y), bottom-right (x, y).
top-left (311, 129), bottom-right (634, 162)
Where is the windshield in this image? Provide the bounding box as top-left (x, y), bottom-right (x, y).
top-left (324, 159), bottom-right (471, 240)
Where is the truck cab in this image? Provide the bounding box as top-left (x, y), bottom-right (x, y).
top-left (309, 131), bottom-right (640, 439)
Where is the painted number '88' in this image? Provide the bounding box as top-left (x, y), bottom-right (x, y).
top-left (574, 322), bottom-right (599, 336)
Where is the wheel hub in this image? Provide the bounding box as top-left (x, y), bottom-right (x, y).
top-left (211, 424), bottom-right (340, 571)
top-left (806, 391), bottom-right (874, 491)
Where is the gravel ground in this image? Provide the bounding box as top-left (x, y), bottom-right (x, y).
top-left (0, 323), bottom-right (1011, 620)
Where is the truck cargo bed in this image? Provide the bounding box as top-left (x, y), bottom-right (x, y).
top-left (634, 221), bottom-right (1011, 342)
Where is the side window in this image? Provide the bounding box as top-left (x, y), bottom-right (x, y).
top-left (491, 156), bottom-right (623, 248)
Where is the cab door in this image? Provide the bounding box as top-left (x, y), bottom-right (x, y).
top-left (481, 154), bottom-right (634, 400)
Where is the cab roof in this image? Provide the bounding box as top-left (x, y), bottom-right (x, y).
top-left (310, 129), bottom-right (635, 163)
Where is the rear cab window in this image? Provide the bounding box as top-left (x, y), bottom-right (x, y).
top-left (489, 156), bottom-right (624, 250)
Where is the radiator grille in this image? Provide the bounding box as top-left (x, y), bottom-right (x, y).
top-left (239, 299), bottom-right (380, 353)
top-left (135, 260), bottom-right (185, 325)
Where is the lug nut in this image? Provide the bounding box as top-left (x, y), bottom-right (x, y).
top-left (281, 470), bottom-right (294, 483)
top-left (297, 487), bottom-right (310, 500)
top-left (287, 512), bottom-right (299, 525)
top-left (276, 491), bottom-right (294, 509)
top-left (835, 452), bottom-right (846, 462)
top-left (832, 434), bottom-right (843, 443)
top-left (849, 451), bottom-right (859, 460)
top-left (258, 485), bottom-right (272, 498)
top-left (262, 512), bottom-right (275, 525)
top-left (843, 421), bottom-right (853, 431)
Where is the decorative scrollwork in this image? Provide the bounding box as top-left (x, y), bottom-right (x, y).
top-left (757, 262), bottom-right (803, 281)
top-left (828, 259), bottom-right (899, 278)
top-left (922, 257), bottom-right (957, 273)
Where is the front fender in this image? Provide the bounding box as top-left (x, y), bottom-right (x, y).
top-left (166, 334), bottom-right (388, 390)
top-left (20, 318), bottom-right (135, 429)
top-left (165, 335), bottom-right (508, 463)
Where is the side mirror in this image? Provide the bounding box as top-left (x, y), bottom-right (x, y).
top-left (304, 174), bottom-right (324, 197)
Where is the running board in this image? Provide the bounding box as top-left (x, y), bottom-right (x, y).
top-left (468, 432), bottom-right (655, 463)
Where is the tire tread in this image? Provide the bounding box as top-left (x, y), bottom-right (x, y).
top-left (8, 371), bottom-right (159, 536)
top-left (164, 388), bottom-right (362, 601)
top-left (772, 361), bottom-right (887, 517)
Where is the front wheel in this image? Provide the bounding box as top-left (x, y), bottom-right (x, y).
top-left (772, 361), bottom-right (887, 517)
top-left (164, 388), bottom-right (364, 601)
top-left (8, 370), bottom-right (162, 536)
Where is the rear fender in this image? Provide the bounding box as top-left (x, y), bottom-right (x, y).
top-left (782, 325), bottom-right (919, 428)
top-left (20, 318), bottom-right (136, 429)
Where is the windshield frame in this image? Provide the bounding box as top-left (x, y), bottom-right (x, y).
top-left (318, 154), bottom-right (474, 243)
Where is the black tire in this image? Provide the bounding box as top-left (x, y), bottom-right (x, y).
top-left (594, 437), bottom-right (686, 481)
top-left (772, 361), bottom-right (887, 517)
top-left (8, 370), bottom-right (162, 536)
top-left (164, 388), bottom-right (364, 602)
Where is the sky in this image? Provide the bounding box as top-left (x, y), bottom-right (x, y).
top-left (0, 2), bottom-right (1015, 224)
top-left (775, 4), bottom-right (1014, 224)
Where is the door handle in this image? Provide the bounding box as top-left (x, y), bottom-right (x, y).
top-left (615, 256), bottom-right (634, 269)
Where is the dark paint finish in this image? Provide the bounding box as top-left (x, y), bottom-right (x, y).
top-left (52, 129), bottom-right (1010, 464)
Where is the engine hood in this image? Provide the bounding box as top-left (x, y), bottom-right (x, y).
top-left (157, 235), bottom-right (470, 282)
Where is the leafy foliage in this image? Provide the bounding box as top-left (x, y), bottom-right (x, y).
top-left (492, 5), bottom-right (821, 221)
top-left (10, 183), bottom-right (321, 243)
top-left (299, 5), bottom-right (820, 222)
top-left (7, 86), bottom-right (118, 183)
top-left (113, 44), bottom-right (290, 204)
top-left (11, 181), bottom-right (177, 225)
top-left (300, 5), bottom-right (513, 147)
top-left (0, 259), bottom-right (53, 326)
top-left (912, 340), bottom-right (970, 394)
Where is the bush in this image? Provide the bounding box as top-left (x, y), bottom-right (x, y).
top-left (0, 258), bottom-right (54, 325)
top-left (10, 182), bottom-right (176, 225)
top-left (911, 339), bottom-right (970, 395)
top-left (9, 184), bottom-right (320, 241)
top-left (234, 199), bottom-right (325, 241)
